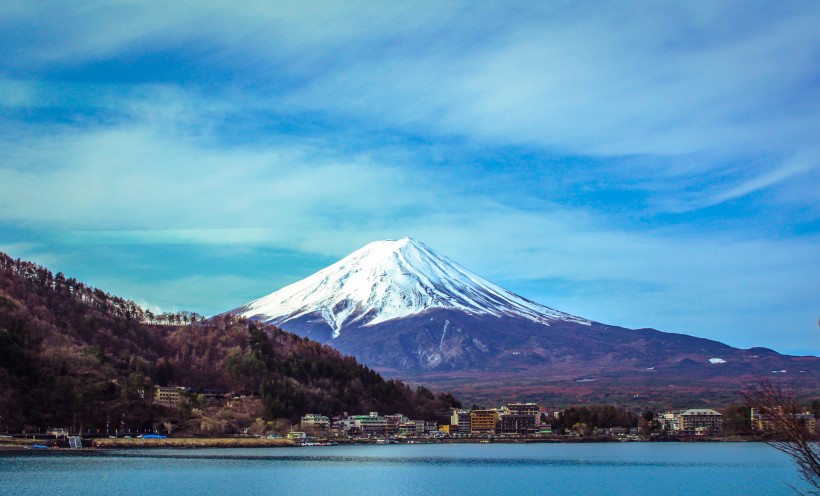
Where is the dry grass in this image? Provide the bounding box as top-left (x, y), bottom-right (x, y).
top-left (91, 437), bottom-right (295, 448)
top-left (0, 437), bottom-right (41, 446)
top-left (1, 436), bottom-right (294, 449)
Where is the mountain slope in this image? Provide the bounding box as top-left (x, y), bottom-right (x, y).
top-left (236, 237), bottom-right (589, 339)
top-left (0, 251), bottom-right (459, 433)
top-left (231, 238), bottom-right (819, 405)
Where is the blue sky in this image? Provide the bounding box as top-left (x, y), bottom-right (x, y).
top-left (0, 1), bottom-right (818, 355)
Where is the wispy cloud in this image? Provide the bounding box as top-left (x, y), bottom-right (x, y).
top-left (697, 155), bottom-right (818, 208)
top-left (1, 2), bottom-right (819, 354)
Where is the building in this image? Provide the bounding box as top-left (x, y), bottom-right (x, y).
top-left (751, 408), bottom-right (817, 433)
top-left (358, 412), bottom-right (389, 436)
top-left (498, 403), bottom-right (539, 435)
top-left (451, 410), bottom-right (471, 435)
top-left (419, 420), bottom-right (438, 434)
top-left (154, 386), bottom-right (187, 406)
top-left (659, 410), bottom-right (685, 432)
top-left (385, 414), bottom-right (407, 434)
top-left (536, 426), bottom-right (553, 436)
top-left (498, 413), bottom-right (537, 435)
top-left (334, 417), bottom-right (359, 435)
top-left (397, 420), bottom-right (417, 436)
top-left (342, 412), bottom-right (390, 437)
top-left (678, 409), bottom-right (723, 435)
top-left (301, 414), bottom-right (331, 430)
top-left (507, 403), bottom-right (540, 416)
top-left (470, 410), bottom-right (499, 435)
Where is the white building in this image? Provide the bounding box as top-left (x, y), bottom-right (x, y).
top-left (300, 414), bottom-right (330, 430)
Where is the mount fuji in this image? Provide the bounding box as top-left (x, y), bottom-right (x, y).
top-left (235, 238), bottom-right (588, 338)
top-left (230, 238), bottom-right (818, 404)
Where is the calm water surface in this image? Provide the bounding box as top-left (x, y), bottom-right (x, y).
top-left (0, 442), bottom-right (810, 495)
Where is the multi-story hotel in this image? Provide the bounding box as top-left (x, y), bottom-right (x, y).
top-left (498, 403), bottom-right (540, 435)
top-left (451, 410), bottom-right (472, 434)
top-left (678, 409), bottom-right (723, 435)
top-left (470, 409), bottom-right (499, 435)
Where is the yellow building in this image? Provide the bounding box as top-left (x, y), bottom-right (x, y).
top-left (154, 386), bottom-right (185, 406)
top-left (470, 410), bottom-right (499, 435)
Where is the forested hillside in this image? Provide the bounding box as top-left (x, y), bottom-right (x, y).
top-left (0, 252), bottom-right (459, 435)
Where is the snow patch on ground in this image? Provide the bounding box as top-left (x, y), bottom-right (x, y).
top-left (708, 358), bottom-right (727, 364)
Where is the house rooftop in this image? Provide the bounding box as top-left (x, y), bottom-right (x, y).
top-left (680, 409), bottom-right (722, 416)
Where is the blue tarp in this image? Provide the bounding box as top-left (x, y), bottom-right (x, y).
top-left (31, 444), bottom-right (49, 449)
top-left (141, 434), bottom-right (167, 439)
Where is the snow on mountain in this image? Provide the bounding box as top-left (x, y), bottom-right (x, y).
top-left (234, 237), bottom-right (590, 337)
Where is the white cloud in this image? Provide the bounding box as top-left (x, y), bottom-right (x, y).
top-left (1, 2), bottom-right (819, 354)
top-left (0, 88), bottom-right (443, 240)
top-left (6, 3), bottom-right (819, 203)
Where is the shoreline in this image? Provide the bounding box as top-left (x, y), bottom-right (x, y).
top-left (0, 434), bottom-right (767, 451)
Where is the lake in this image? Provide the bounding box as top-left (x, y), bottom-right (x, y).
top-left (0, 442), bottom-right (811, 495)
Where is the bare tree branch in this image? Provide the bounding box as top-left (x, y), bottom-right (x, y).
top-left (743, 379), bottom-right (820, 494)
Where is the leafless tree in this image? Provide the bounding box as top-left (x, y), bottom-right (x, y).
top-left (743, 379), bottom-right (820, 494)
top-left (160, 420), bottom-right (177, 436)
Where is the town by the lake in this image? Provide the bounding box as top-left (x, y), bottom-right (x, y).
top-left (3, 385), bottom-right (816, 449)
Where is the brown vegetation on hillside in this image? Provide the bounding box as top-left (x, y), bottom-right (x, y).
top-left (0, 252), bottom-right (460, 435)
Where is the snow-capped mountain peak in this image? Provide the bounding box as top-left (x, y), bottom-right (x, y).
top-left (234, 237), bottom-right (589, 338)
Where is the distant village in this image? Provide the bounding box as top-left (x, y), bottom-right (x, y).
top-left (154, 385), bottom-right (818, 443)
top-left (7, 384), bottom-right (818, 449)
top-left (287, 405), bottom-right (816, 443)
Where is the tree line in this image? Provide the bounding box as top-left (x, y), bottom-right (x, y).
top-left (0, 253), bottom-right (204, 326)
top-left (0, 250), bottom-right (460, 435)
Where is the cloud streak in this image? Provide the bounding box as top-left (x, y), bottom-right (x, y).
top-left (1, 2), bottom-right (818, 354)
top-left (698, 155), bottom-right (818, 208)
